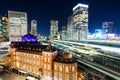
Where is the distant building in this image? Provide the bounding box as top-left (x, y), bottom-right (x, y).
top-left (50, 20), bottom-right (58, 40)
top-left (0, 15), bottom-right (9, 41)
top-left (73, 3), bottom-right (89, 40)
top-left (8, 10), bottom-right (28, 41)
top-left (9, 37), bottom-right (77, 80)
top-left (102, 22), bottom-right (115, 39)
top-left (102, 22), bottom-right (114, 34)
top-left (61, 26), bottom-right (67, 40)
top-left (67, 16), bottom-right (73, 40)
top-left (31, 20), bottom-right (37, 35)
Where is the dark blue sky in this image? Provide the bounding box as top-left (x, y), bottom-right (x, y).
top-left (0, 0), bottom-right (120, 36)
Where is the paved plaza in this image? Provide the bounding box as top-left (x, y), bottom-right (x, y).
top-left (0, 72), bottom-right (26, 80)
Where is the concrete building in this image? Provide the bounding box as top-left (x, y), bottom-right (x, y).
top-left (73, 3), bottom-right (89, 40)
top-left (8, 10), bottom-right (28, 42)
top-left (50, 20), bottom-right (58, 40)
top-left (31, 20), bottom-right (37, 35)
top-left (67, 16), bottom-right (73, 40)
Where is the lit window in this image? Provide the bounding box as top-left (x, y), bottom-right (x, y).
top-left (72, 66), bottom-right (75, 72)
top-left (44, 64), bottom-right (46, 69)
top-left (66, 66), bottom-right (69, 72)
top-left (44, 58), bottom-right (47, 62)
top-left (59, 65), bottom-right (62, 72)
top-left (48, 58), bottom-right (50, 63)
top-left (48, 64), bottom-right (50, 70)
top-left (54, 64), bottom-right (57, 70)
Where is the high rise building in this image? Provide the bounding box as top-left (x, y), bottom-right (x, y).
top-left (102, 22), bottom-right (114, 34)
top-left (50, 20), bottom-right (58, 40)
top-left (31, 20), bottom-right (37, 35)
top-left (73, 3), bottom-right (89, 40)
top-left (8, 10), bottom-right (28, 41)
top-left (0, 15), bottom-right (9, 41)
top-left (67, 16), bottom-right (73, 40)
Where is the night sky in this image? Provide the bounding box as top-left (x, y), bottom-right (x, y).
top-left (0, 0), bottom-right (120, 36)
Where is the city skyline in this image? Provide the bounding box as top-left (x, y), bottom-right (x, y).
top-left (0, 0), bottom-right (120, 36)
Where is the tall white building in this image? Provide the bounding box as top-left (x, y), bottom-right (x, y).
top-left (8, 10), bottom-right (28, 41)
top-left (50, 20), bottom-right (58, 40)
top-left (73, 3), bottom-right (89, 40)
top-left (31, 20), bottom-right (37, 35)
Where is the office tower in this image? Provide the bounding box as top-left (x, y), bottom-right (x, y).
top-left (8, 10), bottom-right (28, 41)
top-left (0, 15), bottom-right (9, 41)
top-left (31, 20), bottom-right (37, 35)
top-left (73, 3), bottom-right (89, 40)
top-left (102, 22), bottom-right (114, 34)
top-left (67, 15), bottom-right (73, 40)
top-left (50, 20), bottom-right (58, 40)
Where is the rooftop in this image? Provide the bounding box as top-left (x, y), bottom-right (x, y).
top-left (73, 3), bottom-right (89, 11)
top-left (54, 50), bottom-right (77, 64)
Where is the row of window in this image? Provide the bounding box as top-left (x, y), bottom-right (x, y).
top-left (13, 61), bottom-right (39, 74)
top-left (13, 57), bottom-right (40, 65)
top-left (44, 58), bottom-right (51, 63)
top-left (13, 52), bottom-right (40, 59)
top-left (44, 63), bottom-right (51, 70)
top-left (54, 73), bottom-right (75, 80)
top-left (54, 63), bottom-right (76, 72)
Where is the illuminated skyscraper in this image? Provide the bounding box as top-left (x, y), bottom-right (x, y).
top-left (0, 15), bottom-right (9, 41)
top-left (73, 3), bottom-right (89, 40)
top-left (31, 20), bottom-right (37, 35)
top-left (50, 20), bottom-right (58, 40)
top-left (8, 10), bottom-right (28, 41)
top-left (67, 16), bottom-right (73, 40)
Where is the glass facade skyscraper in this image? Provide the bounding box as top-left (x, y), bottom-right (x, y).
top-left (73, 3), bottom-right (88, 40)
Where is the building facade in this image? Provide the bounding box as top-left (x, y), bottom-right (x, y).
top-left (9, 40), bottom-right (77, 80)
top-left (73, 3), bottom-right (89, 40)
top-left (31, 20), bottom-right (37, 36)
top-left (50, 20), bottom-right (58, 40)
top-left (8, 10), bottom-right (28, 41)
